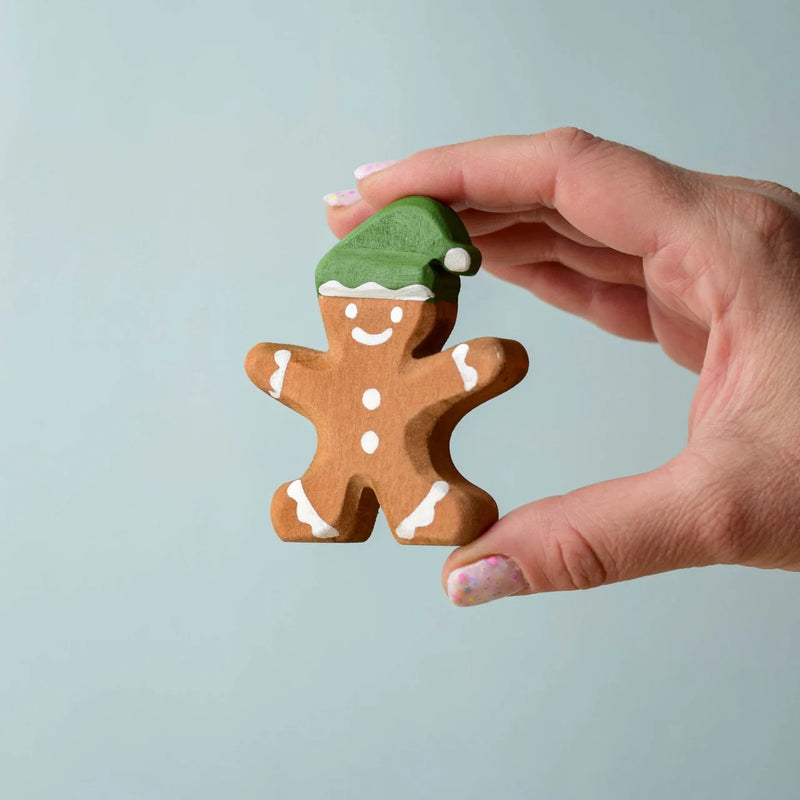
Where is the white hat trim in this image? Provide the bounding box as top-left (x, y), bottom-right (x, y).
top-left (318, 280), bottom-right (433, 301)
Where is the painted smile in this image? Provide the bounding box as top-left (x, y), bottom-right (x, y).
top-left (351, 327), bottom-right (393, 346)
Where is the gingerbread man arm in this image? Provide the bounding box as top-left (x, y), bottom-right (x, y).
top-left (245, 342), bottom-right (328, 418)
top-left (409, 337), bottom-right (529, 410)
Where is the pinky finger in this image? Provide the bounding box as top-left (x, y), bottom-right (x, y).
top-left (488, 261), bottom-right (656, 341)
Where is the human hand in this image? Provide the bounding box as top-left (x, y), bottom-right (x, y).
top-left (324, 129), bottom-right (800, 605)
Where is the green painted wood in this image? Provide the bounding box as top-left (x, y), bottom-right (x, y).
top-left (315, 196), bottom-right (482, 303)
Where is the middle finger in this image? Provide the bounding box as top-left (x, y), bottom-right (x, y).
top-left (473, 224), bottom-right (646, 287)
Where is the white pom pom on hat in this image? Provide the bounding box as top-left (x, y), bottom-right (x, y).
top-left (443, 247), bottom-right (471, 273)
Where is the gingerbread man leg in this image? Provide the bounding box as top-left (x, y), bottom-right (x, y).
top-left (374, 466), bottom-right (498, 546)
top-left (271, 458), bottom-right (379, 543)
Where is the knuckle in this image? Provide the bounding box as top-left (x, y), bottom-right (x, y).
top-left (414, 144), bottom-right (453, 173)
top-left (693, 476), bottom-right (748, 564)
top-left (727, 188), bottom-right (800, 259)
top-left (530, 229), bottom-right (563, 263)
top-left (750, 179), bottom-right (800, 209)
top-left (682, 451), bottom-right (762, 566)
top-left (541, 505), bottom-right (612, 591)
top-left (689, 443), bottom-right (800, 569)
top-left (543, 126), bottom-right (600, 156)
top-left (663, 186), bottom-right (800, 312)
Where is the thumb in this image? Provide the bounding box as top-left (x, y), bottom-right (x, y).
top-left (443, 452), bottom-right (727, 606)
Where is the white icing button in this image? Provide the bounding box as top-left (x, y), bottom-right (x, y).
top-left (444, 247), bottom-right (471, 273)
top-left (345, 302), bottom-right (358, 319)
top-left (390, 306), bottom-right (403, 323)
top-left (361, 430), bottom-right (379, 454)
top-left (362, 388), bottom-right (381, 410)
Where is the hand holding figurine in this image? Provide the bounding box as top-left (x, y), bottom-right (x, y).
top-left (326, 128), bottom-right (800, 605)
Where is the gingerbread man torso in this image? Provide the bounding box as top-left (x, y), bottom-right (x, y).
top-left (246, 295), bottom-right (528, 544)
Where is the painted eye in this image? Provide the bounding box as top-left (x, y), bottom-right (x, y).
top-left (345, 303), bottom-right (358, 319)
top-left (390, 306), bottom-right (403, 323)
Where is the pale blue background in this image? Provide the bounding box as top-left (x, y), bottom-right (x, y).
top-left (2, 1), bottom-right (799, 798)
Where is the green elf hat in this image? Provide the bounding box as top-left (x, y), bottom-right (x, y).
top-left (315, 195), bottom-right (481, 303)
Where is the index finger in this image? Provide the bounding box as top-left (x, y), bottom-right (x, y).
top-left (355, 128), bottom-right (712, 260)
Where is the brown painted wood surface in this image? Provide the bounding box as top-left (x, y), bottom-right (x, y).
top-left (246, 296), bottom-right (528, 545)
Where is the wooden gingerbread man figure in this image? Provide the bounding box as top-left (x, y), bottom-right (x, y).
top-left (246, 196), bottom-right (528, 545)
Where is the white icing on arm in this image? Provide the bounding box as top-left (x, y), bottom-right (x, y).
top-left (287, 479), bottom-right (338, 538)
top-left (451, 343), bottom-right (478, 391)
top-left (396, 481), bottom-right (449, 540)
top-left (268, 349), bottom-right (291, 399)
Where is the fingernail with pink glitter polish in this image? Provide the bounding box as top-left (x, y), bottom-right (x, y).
top-left (446, 555), bottom-right (528, 607)
top-left (354, 160), bottom-right (399, 181)
top-left (323, 188), bottom-right (361, 207)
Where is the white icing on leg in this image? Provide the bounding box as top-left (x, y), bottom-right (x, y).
top-left (268, 349), bottom-right (291, 399)
top-left (451, 343), bottom-right (477, 391)
top-left (396, 481), bottom-right (450, 540)
top-left (286, 479), bottom-right (338, 538)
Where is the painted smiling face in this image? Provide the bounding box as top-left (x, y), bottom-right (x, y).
top-left (346, 299), bottom-right (402, 346)
top-left (318, 296), bottom-right (457, 358)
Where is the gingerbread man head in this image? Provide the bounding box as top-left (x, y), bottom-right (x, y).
top-left (315, 196), bottom-right (481, 358)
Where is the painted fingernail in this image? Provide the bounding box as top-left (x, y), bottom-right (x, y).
top-left (323, 189), bottom-right (361, 207)
top-left (354, 160), bottom-right (399, 180)
top-left (446, 555), bottom-right (528, 607)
